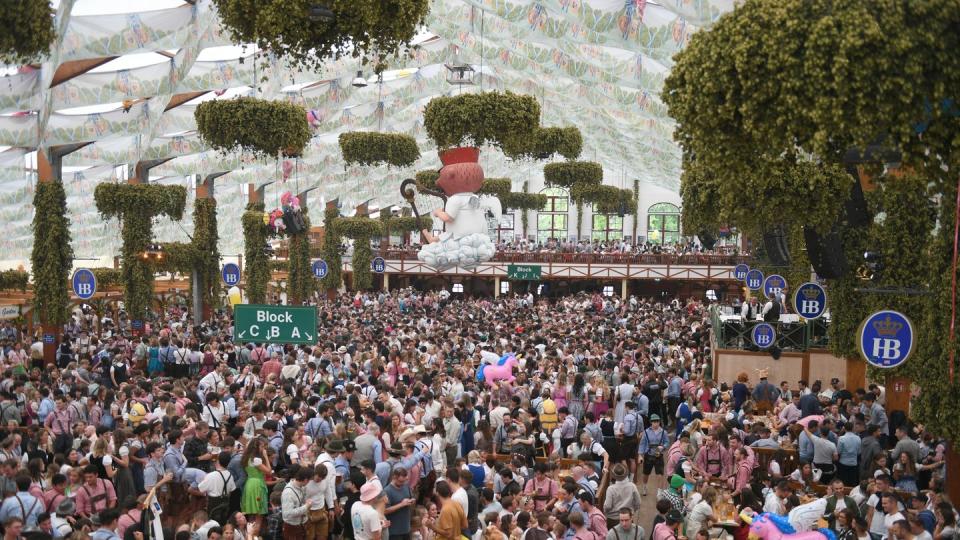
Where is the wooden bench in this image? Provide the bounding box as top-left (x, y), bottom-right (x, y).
top-left (753, 446), bottom-right (800, 478)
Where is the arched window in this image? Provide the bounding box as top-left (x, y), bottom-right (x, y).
top-left (647, 202), bottom-right (681, 245)
top-left (591, 205), bottom-right (623, 241)
top-left (537, 187), bottom-right (568, 243)
top-left (496, 214), bottom-right (515, 243)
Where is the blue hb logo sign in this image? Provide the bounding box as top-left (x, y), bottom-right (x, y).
top-left (733, 264), bottom-right (749, 281)
top-left (312, 260), bottom-right (328, 279)
top-left (793, 282), bottom-right (827, 320)
top-left (751, 323), bottom-right (776, 349)
top-left (859, 310), bottom-right (915, 368)
top-left (221, 263), bottom-right (240, 286)
top-left (371, 257), bottom-right (386, 273)
top-left (745, 269), bottom-right (764, 291)
top-left (71, 268), bottom-right (97, 300)
top-left (763, 274), bottom-right (787, 299)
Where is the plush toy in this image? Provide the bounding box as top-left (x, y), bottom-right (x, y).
top-left (476, 354), bottom-right (518, 387)
top-left (741, 512), bottom-right (837, 540)
top-left (418, 147), bottom-right (501, 270)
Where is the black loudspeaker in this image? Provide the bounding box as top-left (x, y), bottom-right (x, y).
top-left (698, 231), bottom-right (717, 250)
top-left (842, 168), bottom-right (871, 227)
top-left (762, 226), bottom-right (791, 266)
top-left (803, 226), bottom-right (847, 279)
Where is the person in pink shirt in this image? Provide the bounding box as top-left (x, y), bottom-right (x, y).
top-left (261, 353), bottom-right (283, 381)
top-left (652, 510), bottom-right (686, 540)
top-left (778, 394), bottom-right (802, 425)
top-left (74, 464), bottom-right (117, 518)
top-left (724, 436), bottom-right (755, 474)
top-left (728, 448), bottom-right (753, 493)
top-left (693, 435), bottom-right (730, 479)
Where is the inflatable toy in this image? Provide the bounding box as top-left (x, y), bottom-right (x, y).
top-left (741, 512), bottom-right (836, 540)
top-left (477, 354), bottom-right (518, 386)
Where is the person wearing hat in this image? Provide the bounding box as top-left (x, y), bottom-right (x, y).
top-left (328, 439), bottom-right (354, 495)
top-left (602, 464), bottom-right (641, 528)
top-left (637, 414), bottom-right (668, 496)
top-left (351, 480), bottom-right (384, 540)
top-left (651, 510), bottom-right (684, 540)
top-left (50, 498), bottom-right (76, 538)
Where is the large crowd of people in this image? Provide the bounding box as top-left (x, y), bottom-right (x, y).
top-left (0, 289), bottom-right (952, 540)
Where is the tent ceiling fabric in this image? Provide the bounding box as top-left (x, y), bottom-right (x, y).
top-left (0, 0), bottom-right (733, 259)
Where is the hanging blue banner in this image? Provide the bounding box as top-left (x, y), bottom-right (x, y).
top-left (71, 269), bottom-right (97, 300)
top-left (763, 274), bottom-right (787, 299)
top-left (859, 310), bottom-right (915, 369)
top-left (794, 282), bottom-right (827, 320)
top-left (745, 269), bottom-right (764, 291)
top-left (751, 323), bottom-right (777, 349)
top-left (221, 263), bottom-right (241, 286)
top-left (312, 260), bottom-right (328, 279)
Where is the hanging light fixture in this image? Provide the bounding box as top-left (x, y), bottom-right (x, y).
top-left (140, 243), bottom-right (165, 261)
top-left (352, 71), bottom-right (368, 88)
top-left (445, 47), bottom-right (475, 86)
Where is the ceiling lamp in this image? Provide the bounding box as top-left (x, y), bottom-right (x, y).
top-left (307, 4), bottom-right (335, 22)
top-left (445, 59), bottom-right (475, 86)
top-left (352, 71), bottom-right (368, 88)
top-left (141, 243), bottom-right (165, 261)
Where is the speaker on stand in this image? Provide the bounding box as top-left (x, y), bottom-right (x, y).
top-left (761, 225), bottom-right (791, 267)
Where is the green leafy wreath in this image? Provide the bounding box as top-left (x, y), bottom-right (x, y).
top-left (423, 91), bottom-right (540, 151)
top-left (0, 0), bottom-right (56, 65)
top-left (195, 97), bottom-right (311, 159)
top-left (212, 0), bottom-right (429, 71)
top-left (338, 131), bottom-right (420, 168)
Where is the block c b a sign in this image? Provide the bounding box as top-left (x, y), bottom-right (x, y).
top-left (233, 304), bottom-right (318, 345)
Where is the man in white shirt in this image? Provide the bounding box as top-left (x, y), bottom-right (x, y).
top-left (281, 468), bottom-right (314, 536)
top-left (880, 493), bottom-right (906, 540)
top-left (201, 393), bottom-right (227, 431)
top-left (787, 496), bottom-right (828, 531)
top-left (449, 468), bottom-right (469, 516)
top-left (763, 480), bottom-right (790, 514)
top-left (489, 400), bottom-right (509, 431)
top-left (314, 443), bottom-right (339, 512)
top-left (866, 476), bottom-right (903, 539)
top-left (198, 452), bottom-right (236, 523)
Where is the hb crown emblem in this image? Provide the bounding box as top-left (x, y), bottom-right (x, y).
top-left (801, 287), bottom-right (820, 300)
top-left (872, 316), bottom-right (903, 337)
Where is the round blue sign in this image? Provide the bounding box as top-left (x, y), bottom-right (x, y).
top-left (745, 269), bottom-right (764, 291)
top-left (793, 282), bottom-right (827, 320)
top-left (751, 323), bottom-right (777, 349)
top-left (733, 264), bottom-right (749, 281)
top-left (763, 274), bottom-right (787, 299)
top-left (71, 268), bottom-right (97, 300)
top-left (221, 263), bottom-right (241, 286)
top-left (859, 310), bottom-right (915, 369)
top-left (371, 257), bottom-right (386, 274)
top-left (312, 260), bottom-right (328, 279)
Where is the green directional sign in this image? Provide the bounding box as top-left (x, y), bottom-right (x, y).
top-left (234, 304), bottom-right (318, 344)
top-left (507, 264), bottom-right (542, 281)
